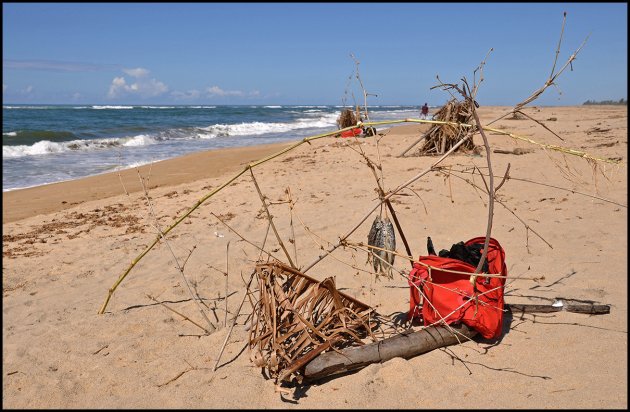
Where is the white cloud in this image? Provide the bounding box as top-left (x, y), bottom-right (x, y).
top-left (108, 77), bottom-right (126, 98)
top-left (171, 89), bottom-right (202, 100)
top-left (24, 85), bottom-right (33, 94)
top-left (205, 86), bottom-right (261, 98)
top-left (206, 85), bottom-right (245, 97)
top-left (123, 67), bottom-right (150, 78)
top-left (107, 69), bottom-right (168, 99)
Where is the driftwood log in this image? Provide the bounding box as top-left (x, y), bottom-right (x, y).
top-left (303, 300), bottom-right (611, 382)
top-left (304, 323), bottom-right (478, 382)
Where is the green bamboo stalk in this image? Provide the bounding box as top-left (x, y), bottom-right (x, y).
top-left (98, 166), bottom-right (248, 314)
top-left (482, 125), bottom-right (618, 164)
top-left (98, 124), bottom-right (381, 314)
top-left (98, 117), bottom-right (617, 314)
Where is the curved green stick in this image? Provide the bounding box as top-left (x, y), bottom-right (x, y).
top-left (99, 123), bottom-right (392, 313)
top-left (98, 118), bottom-right (619, 313)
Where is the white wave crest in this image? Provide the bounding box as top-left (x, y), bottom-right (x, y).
top-left (195, 133), bottom-right (218, 140)
top-left (3, 140), bottom-right (67, 157)
top-left (3, 133), bottom-right (159, 158)
top-left (111, 160), bottom-right (157, 171)
top-left (199, 113), bottom-right (339, 138)
top-left (122, 134), bottom-right (159, 147)
top-left (3, 132), bottom-right (17, 137)
top-left (91, 105), bottom-right (134, 109)
top-left (3, 105), bottom-right (52, 109)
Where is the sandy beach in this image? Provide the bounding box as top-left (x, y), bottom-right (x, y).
top-left (2, 105), bottom-right (627, 408)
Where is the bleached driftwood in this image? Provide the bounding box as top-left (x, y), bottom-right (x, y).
top-left (304, 323), bottom-right (477, 382)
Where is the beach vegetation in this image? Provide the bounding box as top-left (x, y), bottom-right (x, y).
top-left (582, 98), bottom-right (627, 105)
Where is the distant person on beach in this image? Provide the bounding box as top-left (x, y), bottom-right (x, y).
top-left (420, 103), bottom-right (429, 119)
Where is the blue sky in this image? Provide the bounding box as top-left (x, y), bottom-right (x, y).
top-left (2, 2), bottom-right (627, 105)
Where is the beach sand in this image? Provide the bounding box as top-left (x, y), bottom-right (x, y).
top-left (2, 105), bottom-right (627, 408)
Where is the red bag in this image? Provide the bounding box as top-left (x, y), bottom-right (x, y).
top-left (340, 127), bottom-right (363, 138)
top-left (407, 237), bottom-right (507, 339)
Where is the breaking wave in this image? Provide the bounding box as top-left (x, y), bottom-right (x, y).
top-left (2, 113), bottom-right (339, 159)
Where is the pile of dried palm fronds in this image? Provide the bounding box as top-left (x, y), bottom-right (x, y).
top-left (418, 98), bottom-right (477, 155)
top-left (337, 108), bottom-right (358, 129)
top-left (249, 261), bottom-right (376, 384)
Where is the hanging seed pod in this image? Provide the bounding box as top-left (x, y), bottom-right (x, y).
top-left (367, 216), bottom-right (396, 278)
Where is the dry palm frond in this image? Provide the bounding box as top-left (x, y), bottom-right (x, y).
top-left (337, 108), bottom-right (358, 129)
top-left (418, 98), bottom-right (477, 155)
top-left (249, 261), bottom-right (376, 384)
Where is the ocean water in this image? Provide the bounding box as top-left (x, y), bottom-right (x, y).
top-left (2, 104), bottom-right (422, 191)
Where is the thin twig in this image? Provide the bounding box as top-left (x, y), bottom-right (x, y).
top-left (285, 187), bottom-right (299, 268)
top-left (249, 168), bottom-right (296, 269)
top-left (444, 167), bottom-right (626, 208)
top-left (514, 36), bottom-right (589, 112)
top-left (516, 109), bottom-right (565, 142)
top-left (495, 163), bottom-right (511, 193)
top-left (486, 13), bottom-right (588, 126)
top-left (398, 132), bottom-right (428, 157)
top-left (213, 270), bottom-right (257, 372)
top-left (211, 212), bottom-right (281, 262)
top-left (213, 221), bottom-right (274, 372)
top-left (345, 142), bottom-right (414, 266)
top-left (157, 362), bottom-right (197, 387)
top-left (225, 241), bottom-right (230, 328)
top-left (146, 294), bottom-right (211, 334)
top-left (116, 149), bottom-right (129, 196)
top-left (550, 12), bottom-right (567, 79)
top-left (438, 169), bottom-right (554, 249)
top-left (136, 170), bottom-right (216, 333)
top-left (301, 131), bottom-right (476, 275)
top-left (180, 245), bottom-right (197, 272)
top-left (350, 52), bottom-right (373, 123)
top-left (465, 79), bottom-right (496, 276)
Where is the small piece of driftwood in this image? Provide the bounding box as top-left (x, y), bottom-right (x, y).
top-left (507, 300), bottom-right (610, 315)
top-left (303, 323), bottom-right (477, 382)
